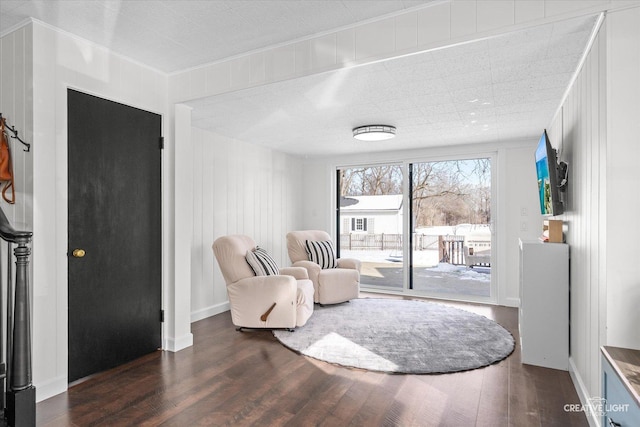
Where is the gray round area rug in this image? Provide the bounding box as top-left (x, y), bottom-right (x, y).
top-left (273, 298), bottom-right (514, 374)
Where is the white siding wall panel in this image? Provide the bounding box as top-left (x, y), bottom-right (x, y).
top-left (547, 14), bottom-right (608, 419)
top-left (190, 128), bottom-right (302, 320)
top-left (477, 1), bottom-right (515, 33)
top-left (515, 1), bottom-right (545, 24)
top-left (550, 11), bottom-right (640, 420)
top-left (606, 6), bottom-right (640, 350)
top-left (0, 26), bottom-right (32, 226)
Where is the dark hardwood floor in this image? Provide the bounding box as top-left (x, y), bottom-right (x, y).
top-left (37, 294), bottom-right (588, 426)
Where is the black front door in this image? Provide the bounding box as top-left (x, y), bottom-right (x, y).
top-left (67, 89), bottom-right (162, 383)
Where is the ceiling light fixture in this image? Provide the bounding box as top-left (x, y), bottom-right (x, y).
top-left (352, 125), bottom-right (396, 141)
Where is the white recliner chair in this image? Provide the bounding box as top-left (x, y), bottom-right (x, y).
top-left (286, 230), bottom-right (360, 305)
top-left (212, 235), bottom-right (314, 330)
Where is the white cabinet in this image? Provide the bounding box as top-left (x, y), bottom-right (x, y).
top-left (519, 239), bottom-right (569, 370)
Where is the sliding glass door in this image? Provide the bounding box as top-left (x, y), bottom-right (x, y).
top-left (337, 165), bottom-right (404, 291)
top-left (338, 156), bottom-right (494, 302)
top-left (410, 158), bottom-right (492, 299)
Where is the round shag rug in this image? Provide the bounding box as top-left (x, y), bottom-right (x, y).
top-left (273, 298), bottom-right (514, 374)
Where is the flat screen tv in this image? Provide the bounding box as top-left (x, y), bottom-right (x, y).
top-left (535, 130), bottom-right (566, 216)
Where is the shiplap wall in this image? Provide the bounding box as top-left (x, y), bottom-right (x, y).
top-left (0, 24), bottom-right (33, 228)
top-left (548, 6), bottom-right (640, 424)
top-left (547, 16), bottom-right (606, 416)
top-left (605, 5), bottom-right (640, 351)
top-left (190, 127), bottom-right (303, 322)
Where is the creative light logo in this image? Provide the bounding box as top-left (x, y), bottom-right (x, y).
top-left (563, 397), bottom-right (629, 417)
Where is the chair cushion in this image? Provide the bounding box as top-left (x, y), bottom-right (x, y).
top-left (305, 240), bottom-right (337, 269)
top-left (246, 247), bottom-right (279, 276)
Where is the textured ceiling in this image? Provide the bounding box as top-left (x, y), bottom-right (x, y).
top-left (188, 15), bottom-right (598, 156)
top-left (0, 1), bottom-right (598, 157)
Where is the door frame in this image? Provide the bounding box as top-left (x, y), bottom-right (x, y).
top-left (66, 88), bottom-right (164, 382)
top-left (62, 86), bottom-right (167, 372)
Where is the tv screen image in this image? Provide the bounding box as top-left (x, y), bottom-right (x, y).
top-left (535, 130), bottom-right (565, 216)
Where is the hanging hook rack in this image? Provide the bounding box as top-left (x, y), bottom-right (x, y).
top-left (0, 113), bottom-right (30, 152)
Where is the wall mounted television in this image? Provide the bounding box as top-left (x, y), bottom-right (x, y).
top-left (535, 130), bottom-right (567, 216)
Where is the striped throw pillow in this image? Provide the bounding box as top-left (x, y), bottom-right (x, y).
top-left (305, 240), bottom-right (337, 269)
top-left (246, 247), bottom-right (279, 276)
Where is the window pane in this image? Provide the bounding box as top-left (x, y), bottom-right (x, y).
top-left (338, 165), bottom-right (403, 290)
top-left (411, 158), bottom-right (491, 298)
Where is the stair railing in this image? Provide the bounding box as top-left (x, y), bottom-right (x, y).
top-left (0, 206), bottom-right (34, 427)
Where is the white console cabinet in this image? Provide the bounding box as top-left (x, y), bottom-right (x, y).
top-left (519, 239), bottom-right (569, 370)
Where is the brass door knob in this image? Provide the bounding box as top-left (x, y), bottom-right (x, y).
top-left (72, 249), bottom-right (86, 258)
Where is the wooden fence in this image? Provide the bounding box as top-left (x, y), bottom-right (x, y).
top-left (340, 233), bottom-right (443, 251)
top-left (438, 235), bottom-right (465, 265)
top-left (339, 233), bottom-right (469, 266)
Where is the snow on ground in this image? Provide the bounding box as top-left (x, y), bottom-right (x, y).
top-left (423, 263), bottom-right (490, 283)
top-left (342, 249), bottom-right (439, 266)
top-left (342, 249), bottom-right (490, 285)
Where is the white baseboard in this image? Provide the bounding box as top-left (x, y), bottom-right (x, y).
top-left (191, 301), bottom-right (230, 323)
top-left (34, 375), bottom-right (67, 403)
top-left (568, 357), bottom-right (600, 427)
top-left (164, 332), bottom-right (194, 352)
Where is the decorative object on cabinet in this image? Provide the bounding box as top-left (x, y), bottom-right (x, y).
top-left (542, 219), bottom-right (564, 243)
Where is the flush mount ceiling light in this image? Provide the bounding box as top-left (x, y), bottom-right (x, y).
top-left (352, 125), bottom-right (396, 141)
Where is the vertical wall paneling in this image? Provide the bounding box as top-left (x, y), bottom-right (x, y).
top-left (1, 23), bottom-right (36, 394)
top-left (476, 1), bottom-right (515, 33)
top-left (451, 0), bottom-right (477, 38)
top-left (0, 26), bottom-right (33, 226)
top-left (542, 9), bottom-right (640, 423)
top-left (550, 18), bottom-right (606, 412)
top-left (190, 127), bottom-right (303, 322)
top-left (606, 6), bottom-right (640, 349)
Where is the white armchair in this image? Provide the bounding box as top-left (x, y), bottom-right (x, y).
top-left (212, 235), bottom-right (314, 330)
top-left (286, 230), bottom-right (360, 305)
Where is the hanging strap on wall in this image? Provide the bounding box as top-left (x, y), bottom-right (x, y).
top-left (0, 119), bottom-right (15, 205)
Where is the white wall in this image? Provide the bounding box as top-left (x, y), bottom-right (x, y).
top-left (300, 142), bottom-right (541, 307)
top-left (548, 6), bottom-right (640, 425)
top-left (605, 5), bottom-right (640, 351)
top-left (548, 15), bottom-right (606, 411)
top-left (190, 127), bottom-right (303, 322)
top-left (0, 25), bottom-right (33, 228)
top-left (28, 21), bottom-right (171, 402)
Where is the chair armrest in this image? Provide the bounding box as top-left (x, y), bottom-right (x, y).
top-left (280, 266), bottom-right (309, 280)
top-left (228, 276), bottom-right (297, 305)
top-left (337, 257), bottom-right (361, 272)
top-left (292, 260), bottom-right (321, 284)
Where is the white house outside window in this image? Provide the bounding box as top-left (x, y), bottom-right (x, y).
top-left (352, 218), bottom-right (368, 232)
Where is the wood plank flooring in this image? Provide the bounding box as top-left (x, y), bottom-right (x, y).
top-left (36, 295), bottom-right (588, 426)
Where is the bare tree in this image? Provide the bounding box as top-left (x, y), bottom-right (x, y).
top-left (339, 159), bottom-right (491, 229)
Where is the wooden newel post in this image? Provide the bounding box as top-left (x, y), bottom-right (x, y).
top-left (6, 236), bottom-right (35, 427)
